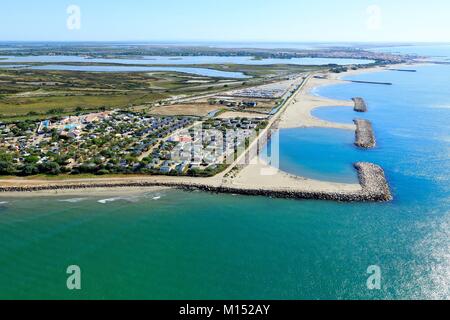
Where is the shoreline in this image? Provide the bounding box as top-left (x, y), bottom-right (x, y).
top-left (277, 64), bottom-right (394, 130)
top-left (0, 186), bottom-right (169, 199)
top-left (0, 162), bottom-right (392, 202)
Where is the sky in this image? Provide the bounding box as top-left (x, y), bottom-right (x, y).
top-left (1, 0), bottom-right (449, 43)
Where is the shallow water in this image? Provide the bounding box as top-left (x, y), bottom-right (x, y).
top-left (27, 64), bottom-right (249, 79)
top-left (0, 55), bottom-right (373, 78)
top-left (265, 127), bottom-right (361, 183)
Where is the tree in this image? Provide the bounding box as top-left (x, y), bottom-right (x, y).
top-left (0, 152), bottom-right (15, 175)
top-left (0, 161), bottom-right (15, 175)
top-left (97, 169), bottom-right (110, 175)
top-left (38, 162), bottom-right (61, 175)
top-left (24, 155), bottom-right (40, 164)
top-left (21, 164), bottom-right (39, 176)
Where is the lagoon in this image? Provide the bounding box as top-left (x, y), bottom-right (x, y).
top-left (0, 55), bottom-right (374, 78)
top-left (26, 64), bottom-right (250, 78)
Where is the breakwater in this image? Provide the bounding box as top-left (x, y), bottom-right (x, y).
top-left (354, 119), bottom-right (376, 148)
top-left (349, 80), bottom-right (393, 86)
top-left (0, 162), bottom-right (392, 202)
top-left (354, 162), bottom-right (393, 201)
top-left (389, 69), bottom-right (417, 72)
top-left (352, 97), bottom-right (368, 112)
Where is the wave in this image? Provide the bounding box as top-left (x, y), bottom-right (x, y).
top-left (97, 193), bottom-right (165, 204)
top-left (97, 195), bottom-right (144, 204)
top-left (0, 201), bottom-right (9, 205)
top-left (98, 197), bottom-right (124, 204)
top-left (58, 198), bottom-right (88, 203)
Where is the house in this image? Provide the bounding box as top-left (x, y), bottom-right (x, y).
top-left (243, 101), bottom-right (258, 108)
top-left (67, 130), bottom-right (82, 139)
top-left (176, 161), bottom-right (189, 174)
top-left (37, 120), bottom-right (51, 134)
top-left (203, 153), bottom-right (218, 164)
top-left (190, 162), bottom-right (202, 169)
top-left (160, 165), bottom-right (172, 174)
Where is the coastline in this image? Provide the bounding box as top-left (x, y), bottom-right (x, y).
top-left (0, 63), bottom-right (406, 201)
top-left (278, 64), bottom-right (393, 130)
top-left (0, 186), bottom-right (169, 199)
top-left (0, 162), bottom-right (392, 202)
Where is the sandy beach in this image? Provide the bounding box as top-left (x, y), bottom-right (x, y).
top-left (279, 76), bottom-right (355, 130)
top-left (278, 65), bottom-right (392, 130)
top-left (0, 185), bottom-right (169, 199)
top-left (230, 159), bottom-right (362, 193)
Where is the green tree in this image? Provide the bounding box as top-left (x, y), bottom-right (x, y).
top-left (38, 162), bottom-right (61, 175)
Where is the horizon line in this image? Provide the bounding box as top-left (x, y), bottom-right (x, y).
top-left (0, 40), bottom-right (449, 45)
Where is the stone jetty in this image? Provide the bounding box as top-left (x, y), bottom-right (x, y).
top-left (352, 97), bottom-right (368, 112)
top-left (354, 119), bottom-right (376, 148)
top-left (349, 80), bottom-right (392, 86)
top-left (389, 69), bottom-right (417, 72)
top-left (354, 162), bottom-right (393, 202)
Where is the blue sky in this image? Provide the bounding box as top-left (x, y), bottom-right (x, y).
top-left (1, 0), bottom-right (449, 42)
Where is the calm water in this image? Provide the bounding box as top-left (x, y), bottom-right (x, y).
top-left (0, 55), bottom-right (373, 78)
top-left (26, 65), bottom-right (249, 79)
top-left (265, 127), bottom-right (361, 184)
top-left (0, 60), bottom-right (449, 300)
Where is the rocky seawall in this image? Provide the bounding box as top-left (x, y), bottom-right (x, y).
top-left (352, 97), bottom-right (368, 112)
top-left (0, 163), bottom-right (392, 202)
top-left (354, 119), bottom-right (376, 148)
top-left (354, 162), bottom-right (393, 202)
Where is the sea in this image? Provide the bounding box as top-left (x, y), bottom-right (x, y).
top-left (0, 46), bottom-right (449, 300)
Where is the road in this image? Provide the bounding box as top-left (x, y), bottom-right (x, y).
top-left (218, 73), bottom-right (312, 179)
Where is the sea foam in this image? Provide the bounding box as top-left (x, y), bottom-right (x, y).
top-left (58, 198), bottom-right (87, 203)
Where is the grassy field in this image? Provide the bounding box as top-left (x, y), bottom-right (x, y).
top-left (196, 63), bottom-right (326, 77)
top-left (0, 63), bottom-right (325, 121)
top-left (0, 92), bottom-right (166, 117)
top-left (149, 103), bottom-right (223, 117)
top-left (0, 69), bottom-right (216, 120)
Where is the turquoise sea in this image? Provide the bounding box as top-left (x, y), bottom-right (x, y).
top-left (0, 58), bottom-right (449, 300)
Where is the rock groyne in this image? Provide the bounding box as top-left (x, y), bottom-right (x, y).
top-left (354, 162), bottom-right (393, 202)
top-left (354, 119), bottom-right (376, 148)
top-left (389, 69), bottom-right (417, 72)
top-left (352, 97), bottom-right (368, 112)
top-left (349, 80), bottom-right (392, 86)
